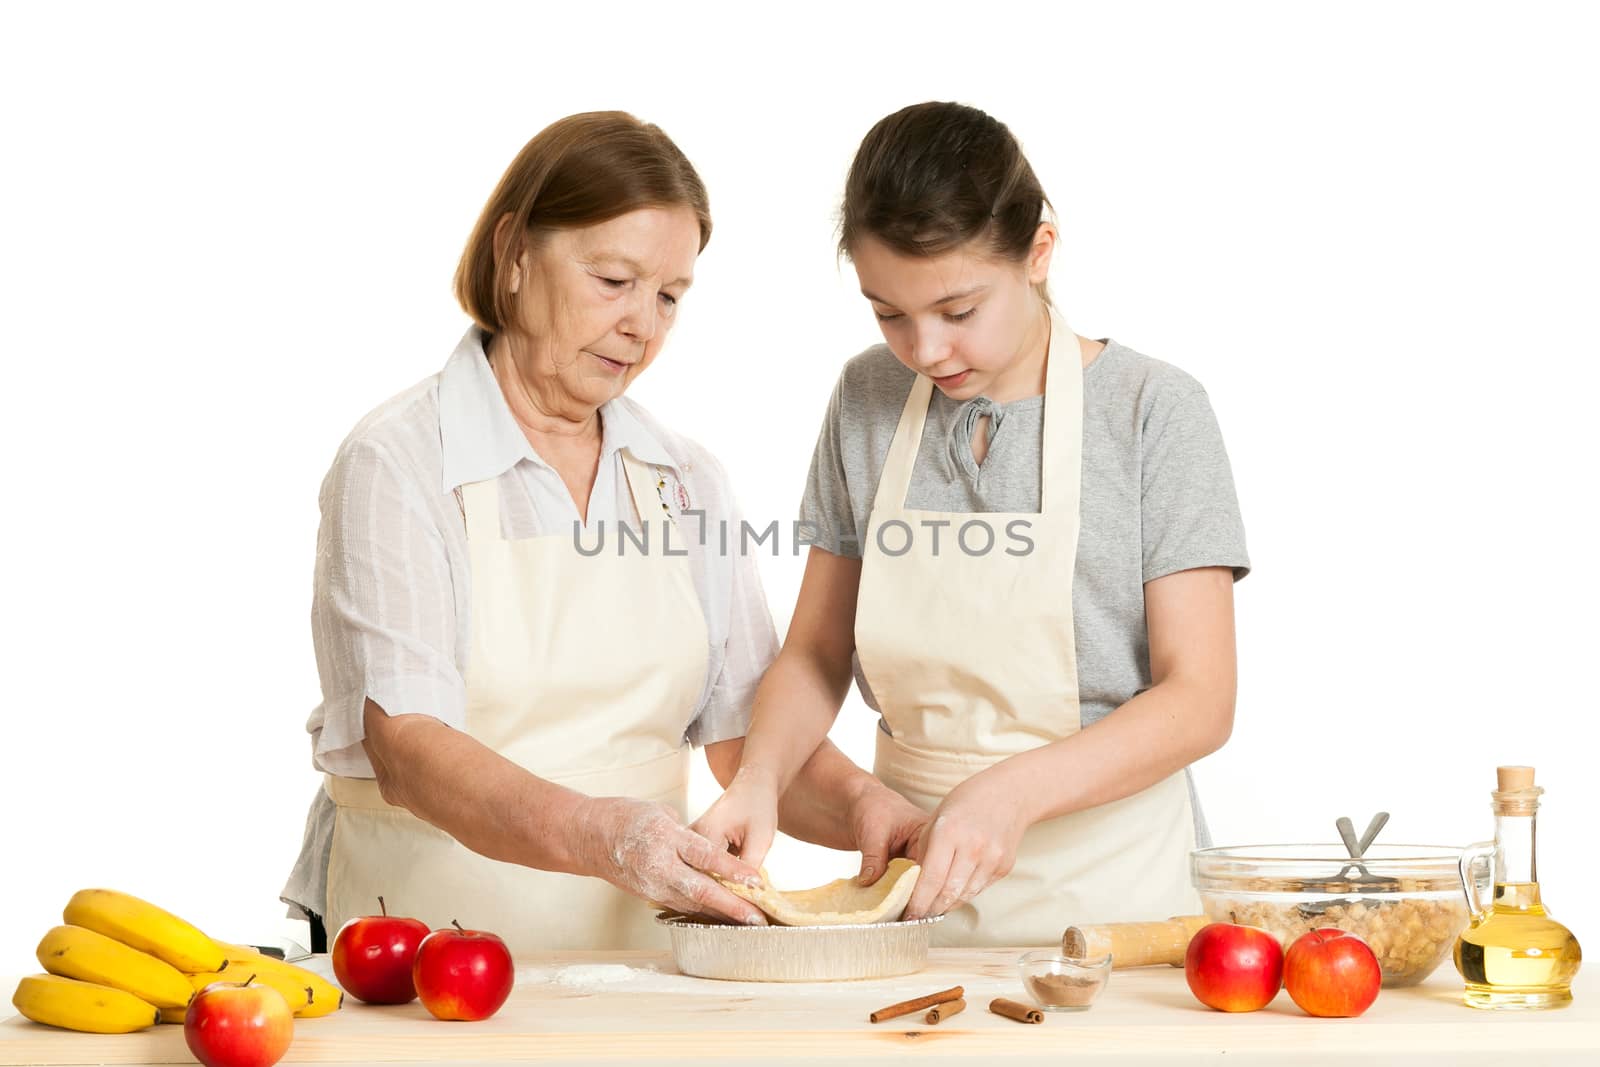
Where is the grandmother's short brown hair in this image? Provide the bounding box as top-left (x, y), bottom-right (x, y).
top-left (454, 112), bottom-right (712, 334)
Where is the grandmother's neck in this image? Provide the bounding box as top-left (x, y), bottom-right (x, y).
top-left (486, 335), bottom-right (603, 448)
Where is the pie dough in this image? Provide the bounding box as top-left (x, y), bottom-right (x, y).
top-left (719, 857), bottom-right (921, 926)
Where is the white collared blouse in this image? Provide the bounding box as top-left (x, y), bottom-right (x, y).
top-left (282, 328), bottom-right (778, 919)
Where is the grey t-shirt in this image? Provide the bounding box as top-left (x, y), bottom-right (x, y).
top-left (798, 338), bottom-right (1251, 847)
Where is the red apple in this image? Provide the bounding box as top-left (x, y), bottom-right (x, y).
top-left (184, 974), bottom-right (294, 1067)
top-left (412, 920), bottom-right (514, 1021)
top-left (1283, 928), bottom-right (1382, 1017)
top-left (332, 896), bottom-right (431, 1005)
top-left (1185, 922), bottom-right (1284, 1012)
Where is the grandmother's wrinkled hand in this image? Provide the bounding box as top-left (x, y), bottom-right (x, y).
top-left (576, 796), bottom-right (768, 925)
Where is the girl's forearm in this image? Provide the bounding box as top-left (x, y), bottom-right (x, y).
top-left (732, 646), bottom-right (852, 795)
top-left (984, 678), bottom-right (1234, 825)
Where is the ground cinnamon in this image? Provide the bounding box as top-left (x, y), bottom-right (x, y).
top-left (989, 997), bottom-right (1044, 1024)
top-left (868, 985), bottom-right (965, 1023)
top-left (925, 998), bottom-right (966, 1024)
top-left (1023, 971), bottom-right (1102, 1008)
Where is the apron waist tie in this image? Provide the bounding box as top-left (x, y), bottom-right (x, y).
top-left (874, 729), bottom-right (1050, 796)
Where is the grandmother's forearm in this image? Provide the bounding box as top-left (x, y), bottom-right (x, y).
top-left (359, 698), bottom-right (591, 875)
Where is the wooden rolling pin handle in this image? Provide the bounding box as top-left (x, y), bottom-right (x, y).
top-left (1060, 915), bottom-right (1210, 969)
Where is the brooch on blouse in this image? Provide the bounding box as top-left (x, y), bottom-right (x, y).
top-left (654, 466), bottom-right (691, 515)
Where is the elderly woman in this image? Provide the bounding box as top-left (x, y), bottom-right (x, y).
top-left (280, 113), bottom-right (910, 953)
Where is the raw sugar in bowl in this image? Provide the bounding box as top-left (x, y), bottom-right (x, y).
top-left (1191, 843), bottom-right (1485, 986)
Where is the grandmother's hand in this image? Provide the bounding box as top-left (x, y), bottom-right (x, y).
top-left (576, 796), bottom-right (768, 925)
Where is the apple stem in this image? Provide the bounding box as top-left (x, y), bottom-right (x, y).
top-left (239, 973), bottom-right (257, 989)
top-left (379, 896), bottom-right (388, 917)
top-left (451, 919), bottom-right (465, 933)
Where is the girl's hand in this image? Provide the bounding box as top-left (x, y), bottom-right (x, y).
top-left (690, 765), bottom-right (781, 872)
top-left (845, 778), bottom-right (931, 887)
top-left (901, 769), bottom-right (1030, 921)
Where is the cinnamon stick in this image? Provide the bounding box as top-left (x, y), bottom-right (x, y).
top-left (925, 997), bottom-right (966, 1024)
top-left (989, 997), bottom-right (1043, 1024)
top-left (868, 985), bottom-right (965, 1023)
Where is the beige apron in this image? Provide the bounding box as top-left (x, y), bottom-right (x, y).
top-left (855, 310), bottom-right (1200, 948)
top-left (324, 450), bottom-right (708, 952)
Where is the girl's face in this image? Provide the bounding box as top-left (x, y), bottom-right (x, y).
top-left (850, 224), bottom-right (1056, 402)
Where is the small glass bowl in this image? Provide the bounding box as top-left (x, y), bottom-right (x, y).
top-left (1017, 949), bottom-right (1113, 1012)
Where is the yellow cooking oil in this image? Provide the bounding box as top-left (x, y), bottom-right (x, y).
top-left (1453, 767), bottom-right (1582, 1010)
top-left (1455, 882), bottom-right (1582, 1009)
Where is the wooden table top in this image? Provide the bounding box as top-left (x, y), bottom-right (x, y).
top-left (4, 948), bottom-right (1596, 1065)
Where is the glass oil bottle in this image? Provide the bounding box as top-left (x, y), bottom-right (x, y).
top-left (1453, 765), bottom-right (1582, 1009)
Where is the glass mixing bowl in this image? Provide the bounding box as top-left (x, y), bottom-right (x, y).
top-left (1191, 843), bottom-right (1485, 987)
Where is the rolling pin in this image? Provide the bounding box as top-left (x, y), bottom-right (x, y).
top-left (1061, 915), bottom-right (1211, 969)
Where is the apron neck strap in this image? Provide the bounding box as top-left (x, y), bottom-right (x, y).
top-left (461, 478), bottom-right (503, 542)
top-left (872, 374), bottom-right (935, 515)
top-left (619, 450), bottom-right (664, 527)
top-left (1037, 309), bottom-right (1082, 514)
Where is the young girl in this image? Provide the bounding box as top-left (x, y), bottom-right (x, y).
top-left (696, 102), bottom-right (1250, 945)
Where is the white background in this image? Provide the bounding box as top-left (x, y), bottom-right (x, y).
top-left (2, 1), bottom-right (1596, 973)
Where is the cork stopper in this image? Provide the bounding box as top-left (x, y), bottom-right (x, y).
top-left (1497, 766), bottom-right (1536, 791)
top-left (1492, 765), bottom-right (1542, 815)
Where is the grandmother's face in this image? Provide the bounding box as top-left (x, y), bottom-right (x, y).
top-left (508, 206), bottom-right (700, 409)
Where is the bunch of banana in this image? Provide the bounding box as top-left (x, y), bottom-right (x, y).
top-left (12, 888), bottom-right (344, 1035)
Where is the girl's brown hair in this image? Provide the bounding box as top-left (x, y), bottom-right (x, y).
top-left (455, 112), bottom-right (711, 333)
top-left (839, 102), bottom-right (1052, 297)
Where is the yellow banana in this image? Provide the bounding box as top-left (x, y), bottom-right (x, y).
top-left (188, 970), bottom-right (311, 1013)
top-left (64, 889), bottom-right (225, 974)
top-left (12, 974), bottom-right (159, 1034)
top-left (218, 943), bottom-right (343, 1017)
top-left (36, 925), bottom-right (194, 1010)
top-left (159, 1004), bottom-right (188, 1024)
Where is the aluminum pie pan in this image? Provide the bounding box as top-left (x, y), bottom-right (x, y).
top-left (655, 912), bottom-right (946, 982)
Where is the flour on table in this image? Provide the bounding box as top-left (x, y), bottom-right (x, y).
top-left (552, 964), bottom-right (647, 989)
